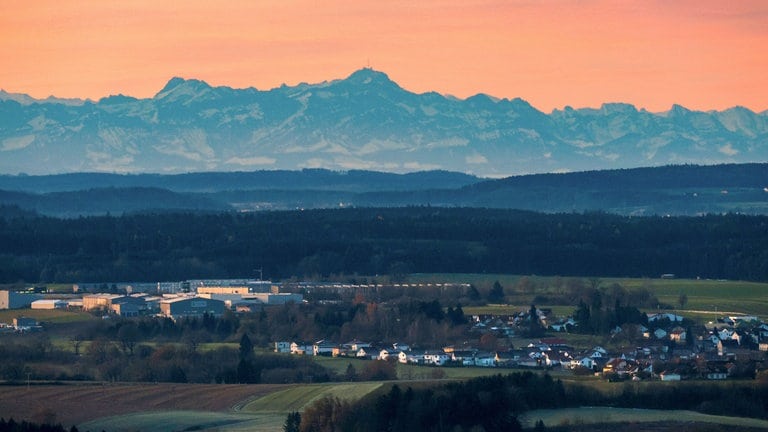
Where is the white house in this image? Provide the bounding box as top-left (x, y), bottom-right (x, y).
top-left (313, 340), bottom-right (337, 356)
top-left (422, 350), bottom-right (450, 366)
top-left (356, 347), bottom-right (377, 359)
top-left (379, 349), bottom-right (393, 361)
top-left (401, 351), bottom-right (424, 364)
top-left (343, 340), bottom-right (371, 351)
top-left (473, 352), bottom-right (496, 367)
top-left (290, 342), bottom-right (313, 355)
top-left (575, 357), bottom-right (596, 370)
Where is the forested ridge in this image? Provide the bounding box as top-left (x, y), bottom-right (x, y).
top-left (1, 206), bottom-right (766, 283)
top-left (295, 372), bottom-right (768, 432)
top-left (1, 164), bottom-right (767, 216)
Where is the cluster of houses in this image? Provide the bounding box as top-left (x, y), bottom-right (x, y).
top-left (273, 309), bottom-right (768, 381)
top-left (275, 340), bottom-right (499, 367)
top-left (275, 332), bottom-right (766, 381)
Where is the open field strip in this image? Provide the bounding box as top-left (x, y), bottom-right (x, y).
top-left (78, 410), bottom-right (286, 432)
top-left (521, 407), bottom-right (768, 429)
top-left (0, 383), bottom-right (289, 429)
top-left (242, 382), bottom-right (383, 414)
top-left (0, 308), bottom-right (93, 324)
top-left (417, 274), bottom-right (768, 319)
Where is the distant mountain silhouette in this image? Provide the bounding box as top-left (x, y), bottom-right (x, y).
top-left (1, 68), bottom-right (766, 176)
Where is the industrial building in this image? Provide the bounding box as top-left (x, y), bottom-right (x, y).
top-left (197, 286), bottom-right (250, 295)
top-left (160, 297), bottom-right (226, 319)
top-left (247, 293), bottom-right (303, 305)
top-left (31, 299), bottom-right (68, 310)
top-left (0, 290), bottom-right (42, 309)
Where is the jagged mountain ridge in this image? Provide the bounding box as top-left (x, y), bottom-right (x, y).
top-left (1, 68), bottom-right (767, 176)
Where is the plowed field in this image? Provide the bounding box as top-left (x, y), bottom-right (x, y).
top-left (0, 382), bottom-right (290, 427)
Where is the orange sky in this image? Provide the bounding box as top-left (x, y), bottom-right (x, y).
top-left (1, 0), bottom-right (767, 113)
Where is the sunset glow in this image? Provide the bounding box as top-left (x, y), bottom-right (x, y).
top-left (2, 0), bottom-right (767, 113)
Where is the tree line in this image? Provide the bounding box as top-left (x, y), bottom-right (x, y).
top-left (292, 372), bottom-right (768, 431)
top-left (1, 207), bottom-right (767, 283)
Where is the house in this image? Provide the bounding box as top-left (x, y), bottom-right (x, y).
top-left (379, 349), bottom-right (395, 361)
top-left (355, 347), bottom-right (377, 359)
top-left (450, 349), bottom-right (478, 364)
top-left (400, 351), bottom-right (424, 364)
top-left (290, 342), bottom-right (313, 355)
top-left (575, 357), bottom-right (596, 370)
top-left (518, 351), bottom-right (546, 368)
top-left (705, 365), bottom-right (728, 380)
top-left (473, 352), bottom-right (496, 367)
top-left (422, 350), bottom-right (450, 366)
top-left (274, 341), bottom-right (291, 353)
top-left (313, 340), bottom-right (337, 356)
top-left (603, 358), bottom-right (639, 377)
top-left (549, 319), bottom-right (576, 332)
top-left (495, 350), bottom-right (522, 367)
top-left (392, 342), bottom-right (410, 352)
top-left (342, 340), bottom-right (371, 352)
top-left (669, 327), bottom-right (687, 343)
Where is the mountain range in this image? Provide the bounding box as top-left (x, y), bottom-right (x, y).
top-left (2, 68), bottom-right (767, 176)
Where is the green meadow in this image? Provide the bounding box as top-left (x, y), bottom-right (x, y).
top-left (414, 273), bottom-right (768, 320)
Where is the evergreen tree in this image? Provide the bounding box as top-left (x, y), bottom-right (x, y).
top-left (239, 333), bottom-right (254, 360)
top-left (283, 411), bottom-right (301, 432)
top-left (488, 281), bottom-right (505, 303)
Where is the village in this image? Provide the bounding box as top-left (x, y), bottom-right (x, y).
top-left (3, 278), bottom-right (767, 384)
top-left (275, 310), bottom-right (768, 382)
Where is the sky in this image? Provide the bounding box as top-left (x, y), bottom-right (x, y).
top-left (1, 0), bottom-right (767, 113)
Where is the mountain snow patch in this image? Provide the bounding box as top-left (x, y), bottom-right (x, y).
top-left (719, 143), bottom-right (739, 156)
top-left (2, 135), bottom-right (35, 151)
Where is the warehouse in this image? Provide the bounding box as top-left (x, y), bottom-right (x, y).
top-left (160, 297), bottom-right (226, 319)
top-left (31, 299), bottom-right (68, 310)
top-left (0, 290), bottom-right (42, 309)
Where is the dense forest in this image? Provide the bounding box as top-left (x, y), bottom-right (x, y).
top-left (1, 206), bottom-right (766, 283)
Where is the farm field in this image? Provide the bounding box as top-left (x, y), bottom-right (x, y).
top-left (0, 383), bottom-right (288, 429)
top-left (79, 411), bottom-right (285, 432)
top-left (311, 355), bottom-right (519, 380)
top-left (522, 407), bottom-right (768, 430)
top-left (0, 308), bottom-right (93, 325)
top-left (241, 382), bottom-right (383, 413)
top-left (0, 381), bottom-right (387, 431)
top-left (415, 273), bottom-right (768, 319)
